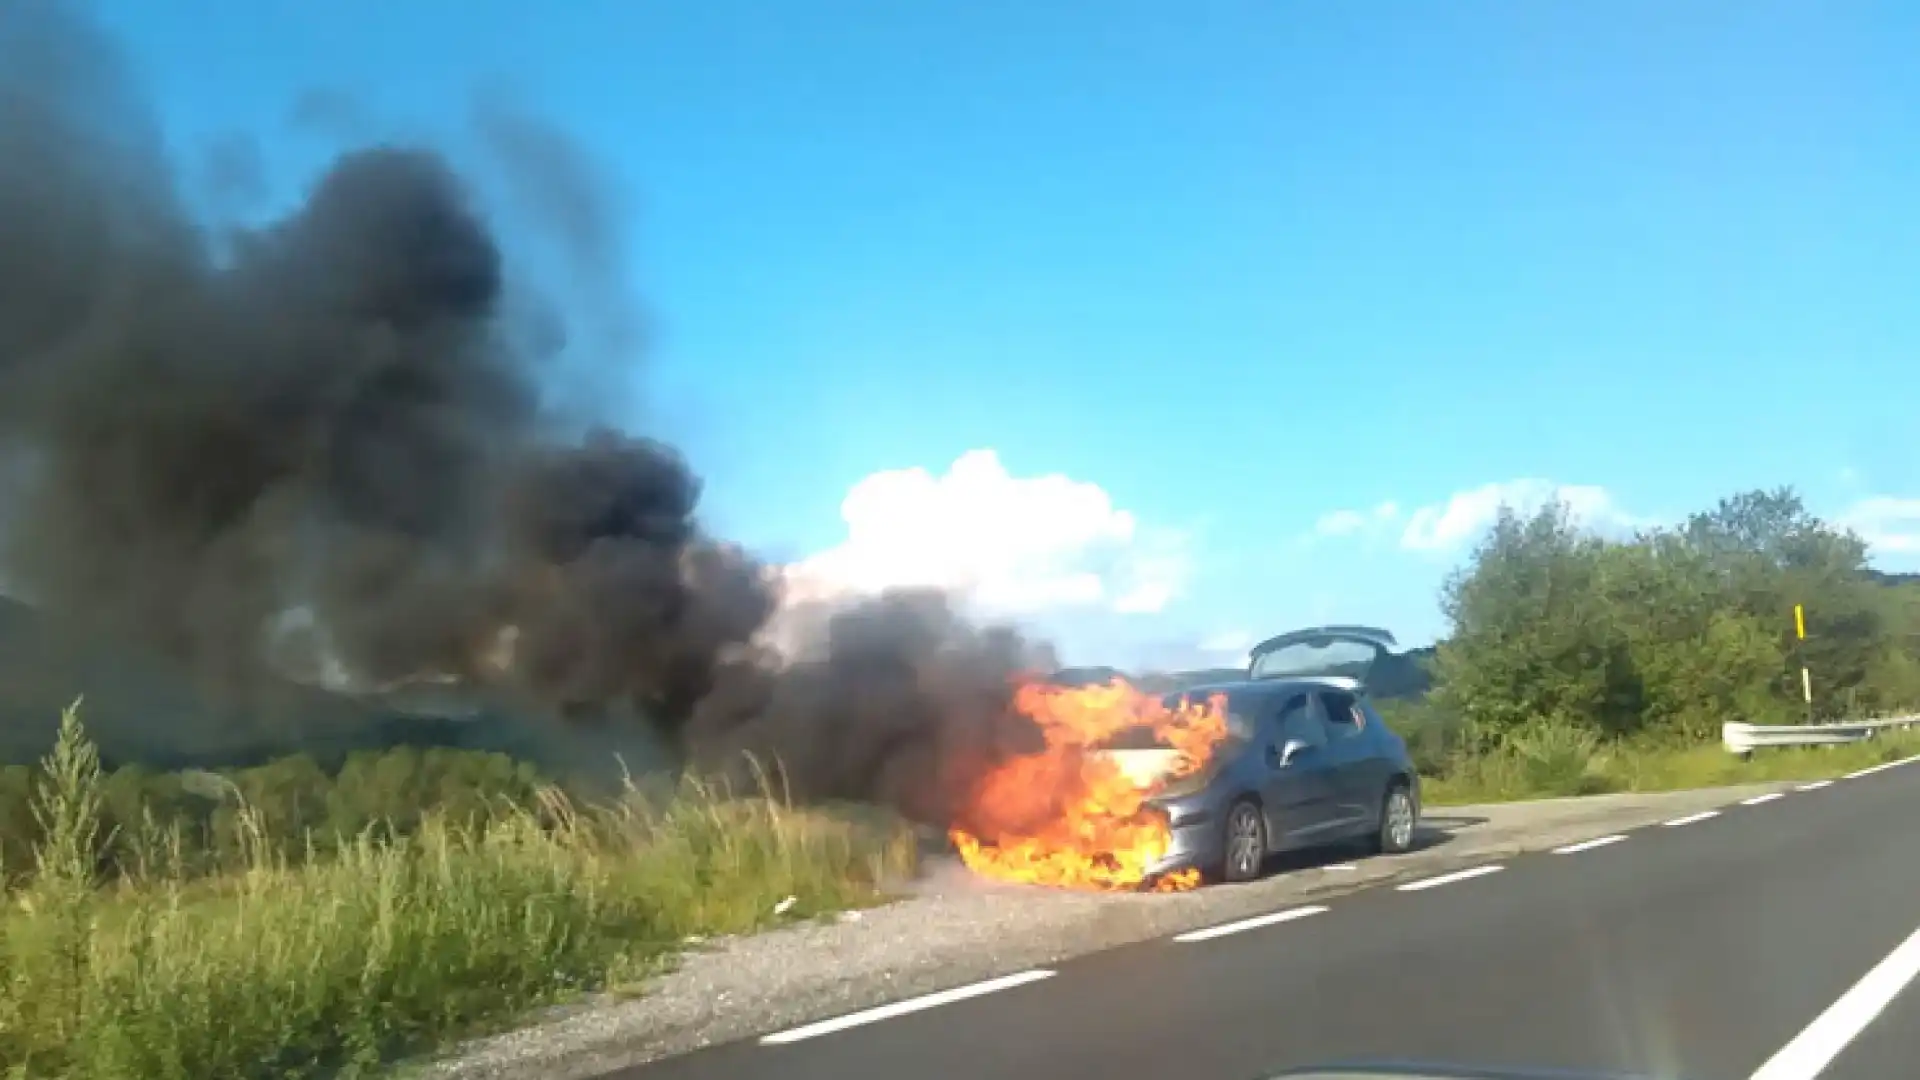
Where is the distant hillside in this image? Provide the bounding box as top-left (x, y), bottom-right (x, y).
top-left (1, 593), bottom-right (1449, 772)
top-left (0, 596), bottom-right (609, 771)
top-left (1135, 668), bottom-right (1247, 693)
top-left (0, 596), bottom-right (372, 766)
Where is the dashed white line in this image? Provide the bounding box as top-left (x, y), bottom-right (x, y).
top-left (1174, 905), bottom-right (1330, 943)
top-left (1664, 810), bottom-right (1721, 827)
top-left (1553, 834), bottom-right (1628, 855)
top-left (1797, 780), bottom-right (1834, 791)
top-left (759, 969), bottom-right (1057, 1044)
top-left (1748, 922), bottom-right (1920, 1080)
top-left (1324, 863), bottom-right (1359, 871)
top-left (1397, 865), bottom-right (1504, 892)
top-left (1742, 792), bottom-right (1786, 806)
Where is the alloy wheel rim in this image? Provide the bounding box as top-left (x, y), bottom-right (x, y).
top-left (1229, 807), bottom-right (1262, 874)
top-left (1387, 791), bottom-right (1414, 848)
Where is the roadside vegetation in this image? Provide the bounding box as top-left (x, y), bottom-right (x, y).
top-left (0, 705), bottom-right (914, 1079)
top-left (0, 486), bottom-right (1913, 1075)
top-left (1380, 487), bottom-right (1920, 803)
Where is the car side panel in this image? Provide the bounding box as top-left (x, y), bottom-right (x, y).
top-left (1358, 698), bottom-right (1418, 832)
top-left (1325, 695), bottom-right (1376, 832)
top-left (1258, 697), bottom-right (1339, 850)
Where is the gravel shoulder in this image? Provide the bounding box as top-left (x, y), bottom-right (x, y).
top-left (406, 781), bottom-right (1791, 1080)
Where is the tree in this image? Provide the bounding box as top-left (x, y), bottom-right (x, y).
top-left (1597, 535), bottom-right (1787, 739)
top-left (1430, 502), bottom-right (1638, 751)
top-left (1426, 485), bottom-right (1920, 756)
top-left (1678, 488), bottom-right (1886, 719)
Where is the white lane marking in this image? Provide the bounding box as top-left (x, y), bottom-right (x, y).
top-left (1553, 834), bottom-right (1628, 855)
top-left (1174, 905), bottom-right (1330, 943)
top-left (760, 970), bottom-right (1057, 1044)
top-left (1324, 863), bottom-right (1358, 871)
top-left (1797, 780), bottom-right (1834, 791)
top-left (1743, 792), bottom-right (1787, 806)
top-left (1842, 752), bottom-right (1920, 780)
top-left (1747, 923), bottom-right (1920, 1080)
top-left (1664, 810), bottom-right (1721, 827)
top-left (1397, 865), bottom-right (1504, 892)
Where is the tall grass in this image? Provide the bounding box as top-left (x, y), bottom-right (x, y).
top-left (0, 704), bottom-right (915, 1079)
top-left (1424, 722), bottom-right (1920, 805)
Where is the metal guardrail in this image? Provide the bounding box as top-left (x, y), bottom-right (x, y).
top-left (1723, 715), bottom-right (1920, 756)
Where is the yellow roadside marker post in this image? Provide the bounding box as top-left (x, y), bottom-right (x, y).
top-left (1794, 603), bottom-right (1814, 725)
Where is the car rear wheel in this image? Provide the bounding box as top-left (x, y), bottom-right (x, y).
top-left (1221, 799), bottom-right (1267, 882)
top-left (1373, 781), bottom-right (1417, 855)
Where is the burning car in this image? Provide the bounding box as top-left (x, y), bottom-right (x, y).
top-left (1117, 626), bottom-right (1422, 884)
top-left (951, 625), bottom-right (1421, 891)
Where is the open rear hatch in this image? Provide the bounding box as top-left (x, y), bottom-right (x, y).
top-left (1246, 624), bottom-right (1399, 691)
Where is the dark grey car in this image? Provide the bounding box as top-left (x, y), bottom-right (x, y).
top-left (1105, 626), bottom-right (1422, 885)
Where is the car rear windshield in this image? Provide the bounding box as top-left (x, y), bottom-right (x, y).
top-left (1249, 638), bottom-right (1375, 681)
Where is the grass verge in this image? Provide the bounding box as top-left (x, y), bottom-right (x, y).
top-left (0, 704), bottom-right (915, 1080)
top-left (1424, 721), bottom-right (1920, 805)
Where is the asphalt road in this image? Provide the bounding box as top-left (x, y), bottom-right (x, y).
top-left (614, 757), bottom-right (1920, 1080)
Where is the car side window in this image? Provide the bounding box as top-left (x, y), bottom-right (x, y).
top-left (1273, 693), bottom-right (1326, 748)
top-left (1318, 691), bottom-right (1366, 739)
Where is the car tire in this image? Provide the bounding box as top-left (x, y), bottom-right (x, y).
top-left (1372, 780), bottom-right (1417, 855)
top-left (1220, 799), bottom-right (1268, 883)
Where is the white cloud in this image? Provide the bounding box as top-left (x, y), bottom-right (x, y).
top-left (1313, 501), bottom-right (1401, 540)
top-left (1311, 509), bottom-right (1368, 538)
top-left (780, 448), bottom-right (1191, 622)
top-left (1840, 496), bottom-right (1920, 556)
top-left (1400, 479), bottom-right (1642, 552)
top-left (1197, 629), bottom-right (1254, 655)
top-left (1313, 478), bottom-right (1650, 556)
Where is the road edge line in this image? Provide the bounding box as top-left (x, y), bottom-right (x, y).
top-left (1397, 864), bottom-right (1504, 892)
top-left (1748, 923), bottom-right (1920, 1080)
top-left (759, 969), bottom-right (1057, 1045)
top-left (1552, 834), bottom-right (1628, 855)
top-left (1173, 905), bottom-right (1330, 943)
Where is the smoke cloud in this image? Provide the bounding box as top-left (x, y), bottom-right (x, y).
top-left (0, 0), bottom-right (1048, 826)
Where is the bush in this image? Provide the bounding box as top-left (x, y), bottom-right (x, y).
top-left (1399, 487), bottom-right (1920, 804)
top-left (1425, 488), bottom-right (1920, 764)
top-left (0, 704), bottom-right (915, 1079)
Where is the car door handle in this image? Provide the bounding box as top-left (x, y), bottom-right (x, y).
top-left (1270, 742), bottom-right (1314, 769)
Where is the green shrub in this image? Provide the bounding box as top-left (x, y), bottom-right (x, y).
top-left (0, 705), bottom-right (915, 1079)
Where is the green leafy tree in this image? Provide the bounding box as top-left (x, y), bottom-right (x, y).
top-left (1679, 488), bottom-right (1886, 719)
top-left (1430, 502), bottom-right (1639, 751)
top-left (1596, 535), bottom-right (1788, 740)
top-left (1427, 485), bottom-right (1919, 760)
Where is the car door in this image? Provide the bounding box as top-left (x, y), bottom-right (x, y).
top-left (1313, 688), bottom-right (1382, 833)
top-left (1258, 690), bottom-right (1338, 848)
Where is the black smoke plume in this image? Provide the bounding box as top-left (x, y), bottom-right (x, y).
top-left (0, 0), bottom-right (1048, 826)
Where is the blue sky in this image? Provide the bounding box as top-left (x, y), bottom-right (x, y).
top-left (97, 0), bottom-right (1920, 668)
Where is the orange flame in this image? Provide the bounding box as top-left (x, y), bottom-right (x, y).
top-left (949, 679), bottom-right (1231, 892)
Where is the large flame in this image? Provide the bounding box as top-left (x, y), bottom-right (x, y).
top-left (950, 679), bottom-right (1231, 892)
